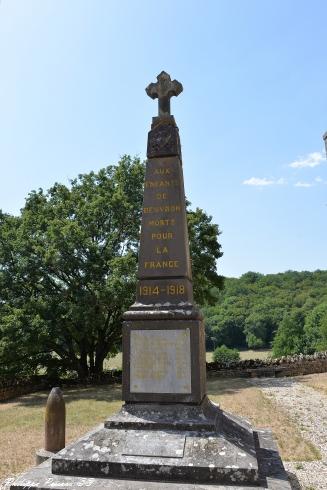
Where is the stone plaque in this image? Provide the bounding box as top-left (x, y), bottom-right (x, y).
top-left (130, 329), bottom-right (191, 394)
top-left (122, 432), bottom-right (186, 458)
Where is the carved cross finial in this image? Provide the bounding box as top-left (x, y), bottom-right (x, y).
top-left (146, 71), bottom-right (183, 117)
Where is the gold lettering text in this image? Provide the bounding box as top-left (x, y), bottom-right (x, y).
top-left (151, 232), bottom-right (173, 240)
top-left (144, 179), bottom-right (179, 189)
top-left (144, 260), bottom-right (179, 269)
top-left (156, 246), bottom-right (169, 254)
top-left (156, 192), bottom-right (167, 200)
top-left (143, 205), bottom-right (181, 214)
top-left (153, 168), bottom-right (171, 175)
top-left (148, 219), bottom-right (176, 226)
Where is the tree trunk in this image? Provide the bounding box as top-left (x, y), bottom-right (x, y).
top-left (89, 350), bottom-right (95, 375)
top-left (94, 353), bottom-right (105, 376)
top-left (77, 349), bottom-right (89, 379)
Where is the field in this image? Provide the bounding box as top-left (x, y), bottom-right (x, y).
top-left (105, 349), bottom-right (272, 370)
top-left (0, 375), bottom-right (319, 484)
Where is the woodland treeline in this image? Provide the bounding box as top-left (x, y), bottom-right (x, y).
top-left (203, 270), bottom-right (327, 357)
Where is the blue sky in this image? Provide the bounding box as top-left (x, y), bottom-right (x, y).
top-left (0, 0), bottom-right (326, 278)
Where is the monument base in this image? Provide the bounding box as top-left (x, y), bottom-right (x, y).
top-left (11, 398), bottom-right (291, 490)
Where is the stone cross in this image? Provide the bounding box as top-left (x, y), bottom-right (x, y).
top-left (146, 71), bottom-right (183, 117)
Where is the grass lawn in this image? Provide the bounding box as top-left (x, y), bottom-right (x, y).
top-left (0, 376), bottom-right (319, 483)
top-left (298, 372), bottom-right (327, 396)
top-left (238, 349), bottom-right (272, 360)
top-left (206, 349), bottom-right (271, 363)
top-left (104, 352), bottom-right (123, 370)
top-left (106, 349), bottom-right (272, 369)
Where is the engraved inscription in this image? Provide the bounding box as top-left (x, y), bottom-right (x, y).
top-left (137, 156), bottom-right (192, 281)
top-left (139, 284), bottom-right (185, 297)
top-left (143, 205), bottom-right (181, 213)
top-left (151, 232), bottom-right (173, 239)
top-left (144, 179), bottom-right (179, 188)
top-left (144, 260), bottom-right (179, 269)
top-left (130, 329), bottom-right (192, 393)
top-left (154, 168), bottom-right (171, 175)
top-left (148, 219), bottom-right (175, 226)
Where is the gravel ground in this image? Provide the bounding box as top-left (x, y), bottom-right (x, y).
top-left (0, 477), bottom-right (15, 490)
top-left (251, 377), bottom-right (327, 490)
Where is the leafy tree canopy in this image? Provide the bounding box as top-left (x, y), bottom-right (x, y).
top-left (0, 156), bottom-right (223, 379)
top-left (204, 270), bottom-right (327, 355)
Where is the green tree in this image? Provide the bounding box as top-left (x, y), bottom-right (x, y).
top-left (204, 269), bottom-right (327, 354)
top-left (304, 302), bottom-right (327, 352)
top-left (0, 156), bottom-right (223, 379)
top-left (187, 207), bottom-right (223, 305)
top-left (272, 310), bottom-right (306, 357)
top-left (213, 344), bottom-right (240, 363)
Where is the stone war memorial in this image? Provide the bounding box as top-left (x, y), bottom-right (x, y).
top-left (10, 72), bottom-right (291, 489)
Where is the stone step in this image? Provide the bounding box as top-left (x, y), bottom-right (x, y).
top-left (51, 426), bottom-right (259, 485)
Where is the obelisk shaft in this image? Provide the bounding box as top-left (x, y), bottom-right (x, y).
top-left (122, 73), bottom-right (206, 404)
top-left (136, 117), bottom-right (193, 306)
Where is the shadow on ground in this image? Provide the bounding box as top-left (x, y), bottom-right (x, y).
top-left (287, 471), bottom-right (302, 490)
top-left (249, 376), bottom-right (301, 389)
top-left (206, 377), bottom-right (253, 397)
top-left (1, 385), bottom-right (123, 408)
top-left (2, 377), bottom-right (254, 409)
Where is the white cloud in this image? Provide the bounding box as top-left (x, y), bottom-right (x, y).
top-left (315, 176), bottom-right (323, 182)
top-left (243, 177), bottom-right (286, 186)
top-left (243, 177), bottom-right (274, 186)
top-left (294, 181), bottom-right (313, 188)
top-left (276, 177), bottom-right (287, 185)
top-left (289, 151), bottom-right (325, 168)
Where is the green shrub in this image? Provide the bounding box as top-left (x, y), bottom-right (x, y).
top-left (213, 344), bottom-right (240, 363)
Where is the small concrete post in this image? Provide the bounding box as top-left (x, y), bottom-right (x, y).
top-left (36, 387), bottom-right (66, 465)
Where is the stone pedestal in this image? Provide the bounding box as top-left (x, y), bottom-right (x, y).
top-left (11, 402), bottom-right (291, 489)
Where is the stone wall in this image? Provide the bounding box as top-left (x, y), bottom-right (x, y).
top-left (0, 376), bottom-right (48, 402)
top-left (206, 351), bottom-right (327, 378)
top-left (0, 371), bottom-right (121, 402)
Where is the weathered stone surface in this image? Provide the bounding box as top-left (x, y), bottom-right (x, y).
top-left (51, 428), bottom-right (258, 484)
top-left (44, 387), bottom-right (65, 453)
top-left (123, 74), bottom-right (206, 405)
top-left (35, 449), bottom-right (55, 466)
top-left (105, 397), bottom-right (220, 431)
top-left (129, 328), bottom-right (192, 394)
top-left (122, 320), bottom-right (206, 404)
top-left (147, 118), bottom-right (181, 158)
top-left (137, 154), bottom-right (191, 286)
top-left (146, 71), bottom-right (183, 118)
top-left (10, 428), bottom-right (291, 489)
top-left (48, 400), bottom-right (259, 486)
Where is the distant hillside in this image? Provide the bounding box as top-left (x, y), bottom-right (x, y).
top-left (203, 270), bottom-right (327, 357)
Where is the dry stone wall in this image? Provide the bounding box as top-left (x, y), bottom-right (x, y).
top-left (207, 351), bottom-right (327, 378)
